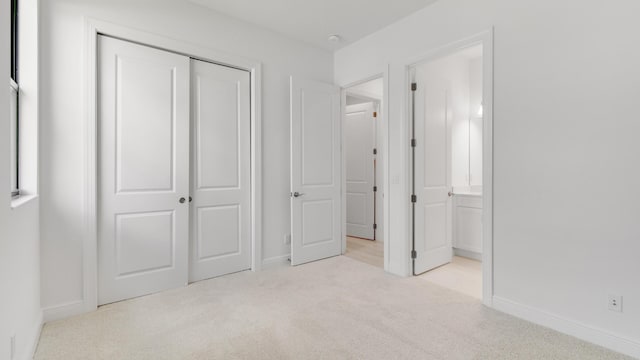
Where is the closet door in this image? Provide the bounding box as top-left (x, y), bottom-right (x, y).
top-left (189, 59), bottom-right (251, 282)
top-left (98, 36), bottom-right (191, 305)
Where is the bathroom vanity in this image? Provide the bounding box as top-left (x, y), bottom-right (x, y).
top-left (453, 192), bottom-right (482, 260)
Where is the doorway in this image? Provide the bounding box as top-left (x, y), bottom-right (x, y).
top-left (342, 77), bottom-right (385, 269)
top-left (409, 43), bottom-right (486, 300)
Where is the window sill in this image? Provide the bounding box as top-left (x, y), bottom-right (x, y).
top-left (11, 194), bottom-right (38, 209)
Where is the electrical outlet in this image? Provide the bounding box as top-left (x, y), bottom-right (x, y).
top-left (284, 234), bottom-right (291, 245)
top-left (391, 173), bottom-right (400, 185)
top-left (10, 334), bottom-right (16, 360)
top-left (608, 295), bottom-right (623, 312)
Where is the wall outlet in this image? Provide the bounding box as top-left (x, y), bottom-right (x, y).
top-left (608, 295), bottom-right (623, 312)
top-left (284, 234), bottom-right (291, 245)
top-left (10, 334), bottom-right (15, 360)
top-left (391, 173), bottom-right (400, 185)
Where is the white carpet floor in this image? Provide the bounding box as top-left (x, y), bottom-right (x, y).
top-left (35, 256), bottom-right (631, 360)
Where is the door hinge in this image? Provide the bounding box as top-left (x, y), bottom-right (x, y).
top-left (373, 148), bottom-right (377, 155)
top-left (411, 83), bottom-right (417, 91)
top-left (411, 195), bottom-right (417, 203)
top-left (373, 186), bottom-right (377, 192)
top-left (373, 111), bottom-right (377, 118)
top-left (373, 224), bottom-right (377, 230)
top-left (411, 250), bottom-right (417, 259)
top-left (411, 139), bottom-right (417, 147)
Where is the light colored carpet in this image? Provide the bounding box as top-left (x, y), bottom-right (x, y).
top-left (345, 236), bottom-right (383, 268)
top-left (417, 256), bottom-right (483, 300)
top-left (35, 256), bottom-right (630, 360)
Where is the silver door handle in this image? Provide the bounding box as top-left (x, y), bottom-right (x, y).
top-left (179, 197), bottom-right (186, 204)
top-left (292, 192), bottom-right (305, 198)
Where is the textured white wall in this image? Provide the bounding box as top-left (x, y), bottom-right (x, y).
top-left (39, 0), bottom-right (333, 316)
top-left (335, 0), bottom-right (640, 354)
top-left (468, 57), bottom-right (483, 188)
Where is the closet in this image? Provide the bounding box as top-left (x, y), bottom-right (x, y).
top-left (97, 36), bottom-right (251, 305)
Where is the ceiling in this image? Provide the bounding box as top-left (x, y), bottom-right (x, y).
top-left (189, 0), bottom-right (439, 51)
top-left (347, 78), bottom-right (383, 99)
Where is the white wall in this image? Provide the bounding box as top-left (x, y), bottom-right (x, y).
top-left (468, 56), bottom-right (483, 189)
top-left (335, 0), bottom-right (640, 356)
top-left (1, 1), bottom-right (42, 359)
top-left (39, 0), bottom-right (333, 318)
top-left (346, 95), bottom-right (370, 106)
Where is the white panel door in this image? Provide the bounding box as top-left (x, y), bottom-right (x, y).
top-left (290, 77), bottom-right (342, 266)
top-left (413, 65), bottom-right (453, 275)
top-left (189, 59), bottom-right (251, 282)
top-left (345, 103), bottom-right (376, 239)
top-left (98, 36), bottom-right (190, 305)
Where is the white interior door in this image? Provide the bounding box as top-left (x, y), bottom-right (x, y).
top-left (345, 103), bottom-right (376, 239)
top-left (290, 77), bottom-right (342, 266)
top-left (413, 64), bottom-right (453, 275)
top-left (189, 59), bottom-right (251, 282)
top-left (98, 36), bottom-right (190, 305)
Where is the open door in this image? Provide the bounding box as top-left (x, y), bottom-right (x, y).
top-left (290, 77), bottom-right (342, 266)
top-left (412, 65), bottom-right (453, 275)
top-left (345, 103), bottom-right (376, 239)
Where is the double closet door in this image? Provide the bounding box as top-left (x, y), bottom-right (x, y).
top-left (97, 36), bottom-right (251, 305)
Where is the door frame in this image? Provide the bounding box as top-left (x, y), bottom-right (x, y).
top-left (339, 67), bottom-right (390, 271)
top-left (405, 29), bottom-right (494, 306)
top-left (82, 19), bottom-right (263, 314)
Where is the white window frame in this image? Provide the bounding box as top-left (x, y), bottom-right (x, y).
top-left (10, 79), bottom-right (20, 198)
top-left (10, 0), bottom-right (20, 198)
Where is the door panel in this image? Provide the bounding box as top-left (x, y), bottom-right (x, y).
top-left (413, 64), bottom-right (453, 275)
top-left (189, 59), bottom-right (251, 282)
top-left (195, 73), bottom-right (240, 189)
top-left (345, 103), bottom-right (376, 239)
top-left (116, 57), bottom-right (175, 192)
top-left (290, 77), bottom-right (341, 266)
top-left (115, 211), bottom-right (175, 276)
top-left (302, 91), bottom-right (335, 186)
top-left (98, 36), bottom-right (190, 305)
top-left (196, 205), bottom-right (240, 259)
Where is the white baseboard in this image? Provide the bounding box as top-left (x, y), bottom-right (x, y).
top-left (261, 254), bottom-right (290, 269)
top-left (492, 296), bottom-right (640, 359)
top-left (23, 310), bottom-right (42, 360)
top-left (42, 300), bottom-right (85, 323)
top-left (453, 248), bottom-right (482, 261)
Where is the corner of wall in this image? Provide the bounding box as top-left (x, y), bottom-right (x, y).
top-left (492, 296), bottom-right (640, 359)
top-left (42, 300), bottom-right (85, 323)
top-left (23, 309), bottom-right (43, 360)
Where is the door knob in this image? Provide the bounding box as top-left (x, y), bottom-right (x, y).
top-left (189, 196), bottom-right (193, 203)
top-left (179, 197), bottom-right (186, 204)
top-left (448, 192), bottom-right (454, 197)
top-left (292, 192), bottom-right (305, 198)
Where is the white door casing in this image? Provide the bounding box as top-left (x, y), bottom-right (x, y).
top-left (345, 103), bottom-right (376, 239)
top-left (290, 77), bottom-right (342, 266)
top-left (189, 59), bottom-right (251, 282)
top-left (413, 64), bottom-right (453, 275)
top-left (97, 36), bottom-right (190, 305)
